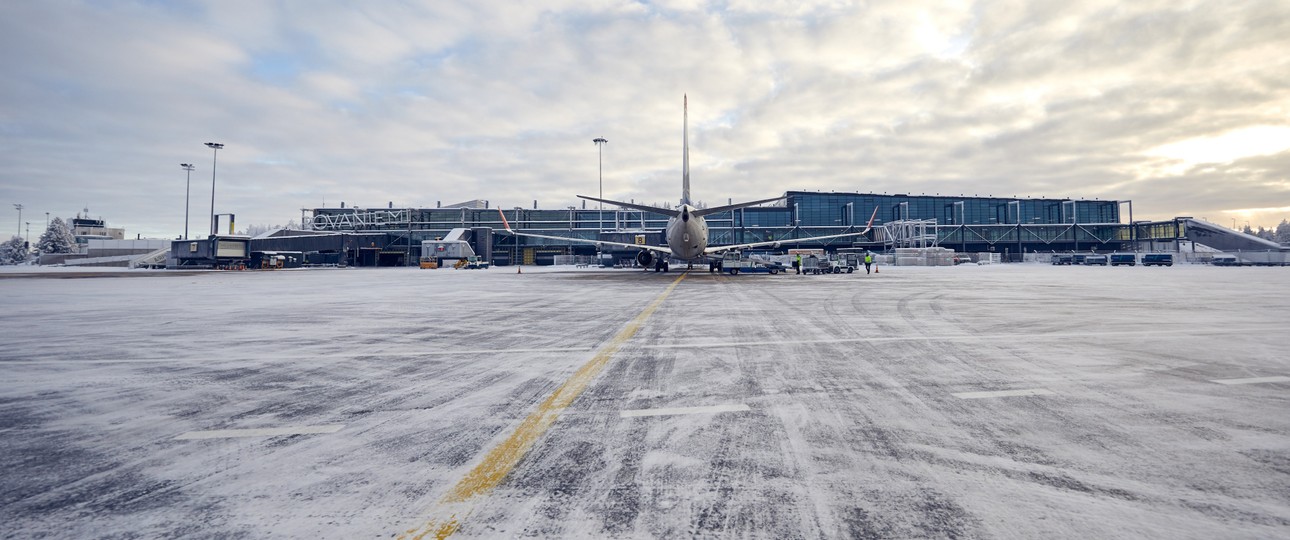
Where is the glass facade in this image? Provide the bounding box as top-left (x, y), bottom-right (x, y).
top-left (309, 191), bottom-right (1144, 262)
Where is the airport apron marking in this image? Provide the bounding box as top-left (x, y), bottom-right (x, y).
top-left (1210, 376), bottom-right (1290, 385)
top-left (400, 273), bottom-right (687, 540)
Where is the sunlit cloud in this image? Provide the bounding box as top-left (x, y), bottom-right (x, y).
top-left (1222, 205), bottom-right (1290, 215)
top-left (1145, 126), bottom-right (1290, 174)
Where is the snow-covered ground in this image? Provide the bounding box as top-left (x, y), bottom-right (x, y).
top-left (2, 264), bottom-right (1288, 538)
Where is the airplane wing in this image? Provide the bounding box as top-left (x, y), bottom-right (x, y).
top-left (690, 195), bottom-right (786, 217)
top-left (702, 205), bottom-right (880, 255)
top-left (575, 195), bottom-right (680, 217)
top-left (494, 209), bottom-right (674, 254)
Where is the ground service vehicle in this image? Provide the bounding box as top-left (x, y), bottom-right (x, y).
top-left (1051, 254), bottom-right (1074, 265)
top-left (719, 252), bottom-right (784, 275)
top-left (1084, 255), bottom-right (1108, 266)
top-left (1212, 256), bottom-right (1242, 266)
top-left (1142, 253), bottom-right (1174, 267)
top-left (1110, 253), bottom-right (1136, 266)
top-left (835, 253), bottom-right (859, 273)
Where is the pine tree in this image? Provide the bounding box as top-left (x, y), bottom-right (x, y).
top-left (0, 235), bottom-right (28, 265)
top-left (36, 217), bottom-right (78, 254)
top-left (1276, 219), bottom-right (1290, 244)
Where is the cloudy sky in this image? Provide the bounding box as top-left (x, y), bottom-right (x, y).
top-left (3, 0), bottom-right (1289, 239)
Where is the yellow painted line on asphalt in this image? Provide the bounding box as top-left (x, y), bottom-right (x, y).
top-left (399, 273), bottom-right (687, 540)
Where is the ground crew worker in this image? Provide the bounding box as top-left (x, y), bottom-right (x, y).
top-left (794, 254), bottom-right (802, 274)
top-left (864, 252), bottom-right (874, 274)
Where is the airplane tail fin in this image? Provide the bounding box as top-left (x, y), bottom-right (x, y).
top-left (682, 94), bottom-right (690, 206)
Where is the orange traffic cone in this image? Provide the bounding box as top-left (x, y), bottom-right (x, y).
top-left (874, 265), bottom-right (879, 274)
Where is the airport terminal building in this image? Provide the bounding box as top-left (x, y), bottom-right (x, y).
top-left (238, 190), bottom-right (1281, 267)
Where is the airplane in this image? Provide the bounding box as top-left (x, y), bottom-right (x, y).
top-left (497, 95), bottom-right (879, 272)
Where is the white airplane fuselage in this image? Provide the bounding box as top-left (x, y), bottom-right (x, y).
top-left (665, 205), bottom-right (709, 261)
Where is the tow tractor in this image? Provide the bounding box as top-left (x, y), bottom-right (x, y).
top-left (830, 253), bottom-right (859, 273)
top-left (452, 255), bottom-right (490, 269)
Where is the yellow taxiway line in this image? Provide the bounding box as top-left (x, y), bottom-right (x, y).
top-left (400, 272), bottom-right (687, 539)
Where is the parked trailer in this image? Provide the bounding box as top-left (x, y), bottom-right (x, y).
top-left (720, 252), bottom-right (785, 275)
top-left (1110, 253), bottom-right (1136, 266)
top-left (1143, 253), bottom-right (1174, 267)
top-left (802, 255), bottom-right (824, 275)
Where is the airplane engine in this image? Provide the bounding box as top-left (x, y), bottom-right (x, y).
top-left (635, 250), bottom-right (655, 268)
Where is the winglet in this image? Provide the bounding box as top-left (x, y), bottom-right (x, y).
top-left (497, 208), bottom-right (513, 231)
top-left (862, 205), bottom-right (878, 234)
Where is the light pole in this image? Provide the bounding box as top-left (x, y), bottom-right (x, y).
top-left (593, 137), bottom-right (607, 232)
top-left (205, 142), bottom-right (224, 236)
top-left (25, 222), bottom-right (30, 247)
top-left (45, 212), bottom-right (49, 228)
top-left (12, 203), bottom-right (22, 236)
top-left (181, 163), bottom-right (195, 239)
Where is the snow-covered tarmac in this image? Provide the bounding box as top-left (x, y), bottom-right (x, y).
top-left (2, 264), bottom-right (1288, 538)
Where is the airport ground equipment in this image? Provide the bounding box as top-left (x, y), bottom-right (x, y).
top-left (1110, 253), bottom-right (1136, 266)
top-left (802, 255), bottom-right (825, 274)
top-left (1051, 254), bottom-right (1074, 265)
top-left (450, 255), bottom-right (489, 269)
top-left (833, 253), bottom-right (859, 273)
top-left (1143, 253), bottom-right (1174, 267)
top-left (1211, 255), bottom-right (1243, 266)
top-left (419, 260), bottom-right (439, 269)
top-left (718, 252), bottom-right (784, 275)
top-left (170, 235), bottom-right (251, 269)
top-left (1084, 254), bottom-right (1108, 266)
top-left (422, 234), bottom-right (481, 269)
top-left (250, 251), bottom-right (302, 269)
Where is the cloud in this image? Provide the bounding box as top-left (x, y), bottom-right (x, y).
top-left (2, 0), bottom-right (1289, 238)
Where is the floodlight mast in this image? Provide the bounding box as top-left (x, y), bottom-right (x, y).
top-left (205, 142), bottom-right (224, 236)
top-left (593, 137), bottom-right (608, 233)
top-left (181, 163), bottom-right (195, 239)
